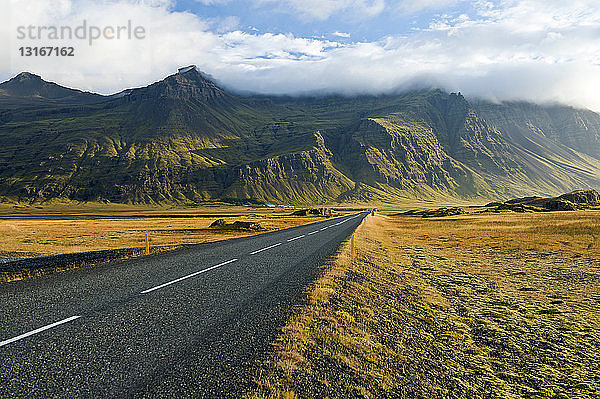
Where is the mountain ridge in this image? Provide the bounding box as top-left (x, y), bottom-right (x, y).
top-left (0, 68), bottom-right (599, 204)
top-left (0, 72), bottom-right (104, 103)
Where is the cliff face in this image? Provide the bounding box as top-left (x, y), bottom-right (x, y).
top-left (0, 71), bottom-right (599, 204)
top-left (332, 116), bottom-right (487, 197)
top-left (224, 133), bottom-right (354, 203)
top-left (328, 92), bottom-right (600, 202)
top-left (473, 102), bottom-right (600, 159)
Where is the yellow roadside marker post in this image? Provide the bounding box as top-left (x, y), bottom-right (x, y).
top-left (351, 234), bottom-right (356, 259)
top-left (145, 233), bottom-right (150, 255)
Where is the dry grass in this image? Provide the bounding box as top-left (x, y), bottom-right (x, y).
top-left (394, 210), bottom-right (600, 255)
top-left (247, 211), bottom-right (600, 399)
top-left (0, 211), bottom-right (324, 258)
top-left (0, 201), bottom-right (279, 216)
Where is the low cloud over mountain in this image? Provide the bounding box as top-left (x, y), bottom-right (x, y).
top-left (1, 0), bottom-right (599, 111)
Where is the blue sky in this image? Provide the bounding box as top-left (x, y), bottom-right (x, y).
top-left (2, 0), bottom-right (600, 111)
top-left (171, 0), bottom-right (482, 42)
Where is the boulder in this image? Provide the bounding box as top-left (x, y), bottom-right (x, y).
top-left (291, 209), bottom-right (309, 216)
top-left (557, 190), bottom-right (600, 206)
top-left (231, 221), bottom-right (261, 231)
top-left (505, 196), bottom-right (541, 204)
top-left (209, 219), bottom-right (227, 228)
top-left (488, 189), bottom-right (599, 213)
top-left (209, 219), bottom-right (262, 231)
top-left (495, 203), bottom-right (538, 213)
top-left (292, 208), bottom-right (334, 217)
top-left (544, 199), bottom-right (577, 211)
top-left (421, 207), bottom-right (467, 218)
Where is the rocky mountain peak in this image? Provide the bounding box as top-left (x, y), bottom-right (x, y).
top-left (123, 67), bottom-right (227, 103)
top-left (13, 72), bottom-right (43, 82)
top-left (0, 71), bottom-right (101, 102)
top-left (0, 72), bottom-right (47, 96)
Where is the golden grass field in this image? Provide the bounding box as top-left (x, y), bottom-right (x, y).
top-left (248, 210), bottom-right (600, 399)
top-left (0, 203), bottom-right (340, 259)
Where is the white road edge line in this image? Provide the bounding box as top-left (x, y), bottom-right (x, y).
top-left (141, 258), bottom-right (238, 294)
top-left (307, 231), bottom-right (319, 235)
top-left (0, 316), bottom-right (81, 347)
top-left (250, 242), bottom-right (282, 255)
top-left (320, 226), bottom-right (329, 231)
top-left (287, 235), bottom-right (305, 242)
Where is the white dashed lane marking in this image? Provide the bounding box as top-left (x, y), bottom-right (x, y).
top-left (141, 258), bottom-right (238, 294)
top-left (0, 316), bottom-right (82, 347)
top-left (250, 242), bottom-right (282, 255)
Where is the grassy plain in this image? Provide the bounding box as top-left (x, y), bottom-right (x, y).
top-left (249, 210), bottom-right (600, 398)
top-left (0, 202), bottom-right (336, 258)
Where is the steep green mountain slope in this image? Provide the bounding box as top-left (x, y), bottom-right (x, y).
top-left (0, 67), bottom-right (599, 204)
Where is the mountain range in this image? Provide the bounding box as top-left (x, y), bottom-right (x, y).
top-left (1, 66), bottom-right (599, 204)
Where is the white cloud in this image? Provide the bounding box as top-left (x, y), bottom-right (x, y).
top-left (2, 0), bottom-right (600, 112)
top-left (333, 31), bottom-right (350, 38)
top-left (214, 15), bottom-right (240, 32)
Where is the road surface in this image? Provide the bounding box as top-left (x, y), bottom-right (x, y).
top-left (0, 212), bottom-right (367, 398)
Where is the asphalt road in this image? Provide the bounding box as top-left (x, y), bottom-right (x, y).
top-left (0, 212), bottom-right (368, 398)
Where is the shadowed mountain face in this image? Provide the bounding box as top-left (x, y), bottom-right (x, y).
top-left (0, 72), bottom-right (103, 103)
top-left (0, 67), bottom-right (599, 204)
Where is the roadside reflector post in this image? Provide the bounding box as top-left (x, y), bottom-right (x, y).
top-left (351, 235), bottom-right (356, 259)
top-left (145, 233), bottom-right (150, 255)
